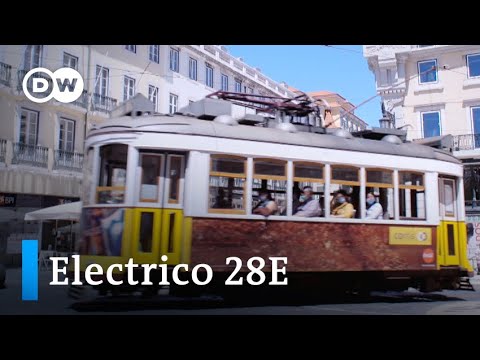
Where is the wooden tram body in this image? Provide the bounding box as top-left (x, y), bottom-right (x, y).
top-left (74, 98), bottom-right (472, 295)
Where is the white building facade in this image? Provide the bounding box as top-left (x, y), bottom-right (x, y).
top-left (364, 45), bottom-right (480, 219)
top-left (0, 45), bottom-right (295, 261)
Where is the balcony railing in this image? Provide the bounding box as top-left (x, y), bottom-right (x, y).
top-left (53, 150), bottom-right (83, 171)
top-left (72, 89), bottom-right (89, 109)
top-left (17, 69), bottom-right (54, 97)
top-left (11, 142), bottom-right (48, 168)
top-left (453, 134), bottom-right (480, 151)
top-left (0, 62), bottom-right (11, 86)
top-left (92, 93), bottom-right (118, 113)
top-left (0, 139), bottom-right (6, 163)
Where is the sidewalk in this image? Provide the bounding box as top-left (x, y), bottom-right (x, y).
top-left (0, 268), bottom-right (75, 315)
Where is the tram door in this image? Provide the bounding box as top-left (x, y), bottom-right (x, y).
top-left (132, 152), bottom-right (186, 265)
top-left (438, 177), bottom-right (460, 266)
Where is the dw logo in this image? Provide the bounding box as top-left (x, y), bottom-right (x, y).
top-left (22, 67), bottom-right (84, 104)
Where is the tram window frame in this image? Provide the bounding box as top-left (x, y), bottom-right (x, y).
top-left (96, 144), bottom-right (128, 205)
top-left (398, 171), bottom-right (426, 220)
top-left (209, 155), bottom-right (247, 214)
top-left (293, 161), bottom-right (325, 217)
top-left (252, 158), bottom-right (288, 216)
top-left (138, 153), bottom-right (164, 203)
top-left (365, 168), bottom-right (394, 220)
top-left (166, 154), bottom-right (184, 205)
top-left (330, 165), bottom-right (360, 219)
top-left (138, 211), bottom-right (154, 253)
top-left (83, 147), bottom-right (94, 206)
top-left (442, 178), bottom-right (456, 218)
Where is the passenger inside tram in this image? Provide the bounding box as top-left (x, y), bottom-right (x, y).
top-left (253, 189), bottom-right (278, 216)
top-left (213, 188), bottom-right (230, 209)
top-left (331, 190), bottom-right (355, 218)
top-left (294, 186), bottom-right (322, 217)
top-left (365, 192), bottom-right (383, 219)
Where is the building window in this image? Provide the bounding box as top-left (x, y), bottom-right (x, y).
top-left (205, 63), bottom-right (214, 88)
top-left (58, 118), bottom-right (75, 152)
top-left (235, 78), bottom-right (242, 92)
top-left (422, 111), bottom-right (441, 138)
top-left (221, 74), bottom-right (229, 91)
top-left (467, 53), bottom-right (480, 78)
top-left (148, 85), bottom-right (158, 112)
top-left (399, 172), bottom-right (425, 220)
top-left (418, 59), bottom-right (437, 84)
top-left (63, 52), bottom-right (78, 70)
top-left (24, 45), bottom-right (42, 70)
top-left (123, 76), bottom-right (135, 101)
top-left (169, 93), bottom-right (178, 114)
top-left (189, 57), bottom-right (197, 80)
top-left (149, 45), bottom-right (159, 63)
top-left (169, 47), bottom-right (179, 72)
top-left (248, 87), bottom-right (254, 94)
top-left (125, 45), bottom-right (136, 53)
top-left (95, 66), bottom-right (109, 97)
top-left (209, 155), bottom-right (246, 214)
top-left (19, 108), bottom-right (39, 146)
top-left (472, 106), bottom-right (480, 148)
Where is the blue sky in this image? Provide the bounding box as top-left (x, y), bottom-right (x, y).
top-left (227, 45), bottom-right (381, 127)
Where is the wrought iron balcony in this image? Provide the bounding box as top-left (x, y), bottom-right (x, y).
top-left (0, 139), bottom-right (6, 163)
top-left (17, 69), bottom-right (54, 97)
top-left (0, 62), bottom-right (11, 86)
top-left (453, 134), bottom-right (480, 151)
top-left (72, 90), bottom-right (89, 108)
top-left (11, 142), bottom-right (48, 168)
top-left (53, 150), bottom-right (83, 171)
top-left (92, 93), bottom-right (118, 113)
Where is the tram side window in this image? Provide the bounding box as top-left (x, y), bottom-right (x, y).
top-left (253, 159), bottom-right (287, 216)
top-left (399, 172), bottom-right (426, 220)
top-left (83, 147), bottom-right (94, 206)
top-left (167, 155), bottom-right (183, 204)
top-left (330, 166), bottom-right (359, 218)
top-left (97, 144), bottom-right (128, 204)
top-left (209, 156), bottom-right (246, 214)
top-left (366, 169), bottom-right (394, 220)
top-left (293, 162), bottom-right (324, 217)
top-left (139, 154), bottom-right (163, 202)
top-left (139, 212), bottom-right (154, 253)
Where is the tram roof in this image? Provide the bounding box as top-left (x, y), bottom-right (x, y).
top-left (88, 114), bottom-right (461, 165)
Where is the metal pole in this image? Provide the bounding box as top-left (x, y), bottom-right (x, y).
top-left (54, 219), bottom-right (58, 253)
top-left (70, 220), bottom-right (73, 254)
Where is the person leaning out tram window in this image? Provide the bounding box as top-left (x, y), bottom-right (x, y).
top-left (331, 190), bottom-right (355, 218)
top-left (365, 192), bottom-right (383, 219)
top-left (294, 186), bottom-right (321, 217)
top-left (253, 190), bottom-right (278, 216)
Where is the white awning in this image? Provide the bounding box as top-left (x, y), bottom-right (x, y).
top-left (24, 201), bottom-right (82, 221)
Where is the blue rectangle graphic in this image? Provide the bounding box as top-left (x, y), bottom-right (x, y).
top-left (22, 240), bottom-right (38, 301)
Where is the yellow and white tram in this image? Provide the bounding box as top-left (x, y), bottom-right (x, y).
top-left (74, 95), bottom-right (473, 295)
